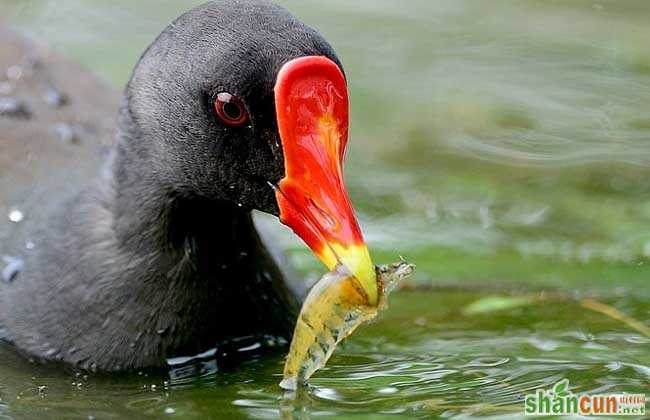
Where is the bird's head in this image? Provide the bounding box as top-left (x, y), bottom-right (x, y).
top-left (122, 0), bottom-right (376, 303)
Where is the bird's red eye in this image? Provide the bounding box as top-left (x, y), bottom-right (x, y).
top-left (214, 92), bottom-right (249, 127)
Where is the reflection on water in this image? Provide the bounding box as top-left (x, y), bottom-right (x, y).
top-left (0, 291), bottom-right (647, 419)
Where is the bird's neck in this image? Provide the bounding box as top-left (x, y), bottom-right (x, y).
top-left (75, 136), bottom-right (299, 364)
top-left (110, 137), bottom-right (244, 268)
top-left (3, 127), bottom-right (298, 371)
top-left (112, 146), bottom-right (172, 253)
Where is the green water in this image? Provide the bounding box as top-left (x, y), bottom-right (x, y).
top-left (0, 290), bottom-right (648, 418)
top-left (1, 291), bottom-right (648, 419)
top-left (1, 0), bottom-right (649, 418)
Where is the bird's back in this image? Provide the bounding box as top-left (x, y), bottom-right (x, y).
top-left (0, 26), bottom-right (119, 264)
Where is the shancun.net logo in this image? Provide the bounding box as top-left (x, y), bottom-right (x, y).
top-left (524, 379), bottom-right (646, 416)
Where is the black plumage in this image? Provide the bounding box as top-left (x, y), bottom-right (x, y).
top-left (0, 0), bottom-right (343, 371)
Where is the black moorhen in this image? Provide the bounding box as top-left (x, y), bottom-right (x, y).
top-left (0, 0), bottom-right (376, 371)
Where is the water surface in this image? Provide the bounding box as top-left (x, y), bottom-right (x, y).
top-left (1, 290), bottom-right (648, 419)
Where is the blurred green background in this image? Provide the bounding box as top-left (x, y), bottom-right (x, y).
top-left (3, 0), bottom-right (650, 295)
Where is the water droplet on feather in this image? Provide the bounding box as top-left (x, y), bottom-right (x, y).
top-left (43, 87), bottom-right (69, 107)
top-left (2, 256), bottom-right (24, 283)
top-left (8, 209), bottom-right (24, 223)
top-left (51, 122), bottom-right (82, 144)
top-left (0, 98), bottom-right (31, 119)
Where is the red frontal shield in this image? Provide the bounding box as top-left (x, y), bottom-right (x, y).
top-left (274, 56), bottom-right (377, 304)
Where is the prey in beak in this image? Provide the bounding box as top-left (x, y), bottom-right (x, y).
top-left (272, 56), bottom-right (377, 305)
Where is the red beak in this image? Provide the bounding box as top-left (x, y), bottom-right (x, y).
top-left (274, 56), bottom-right (377, 304)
